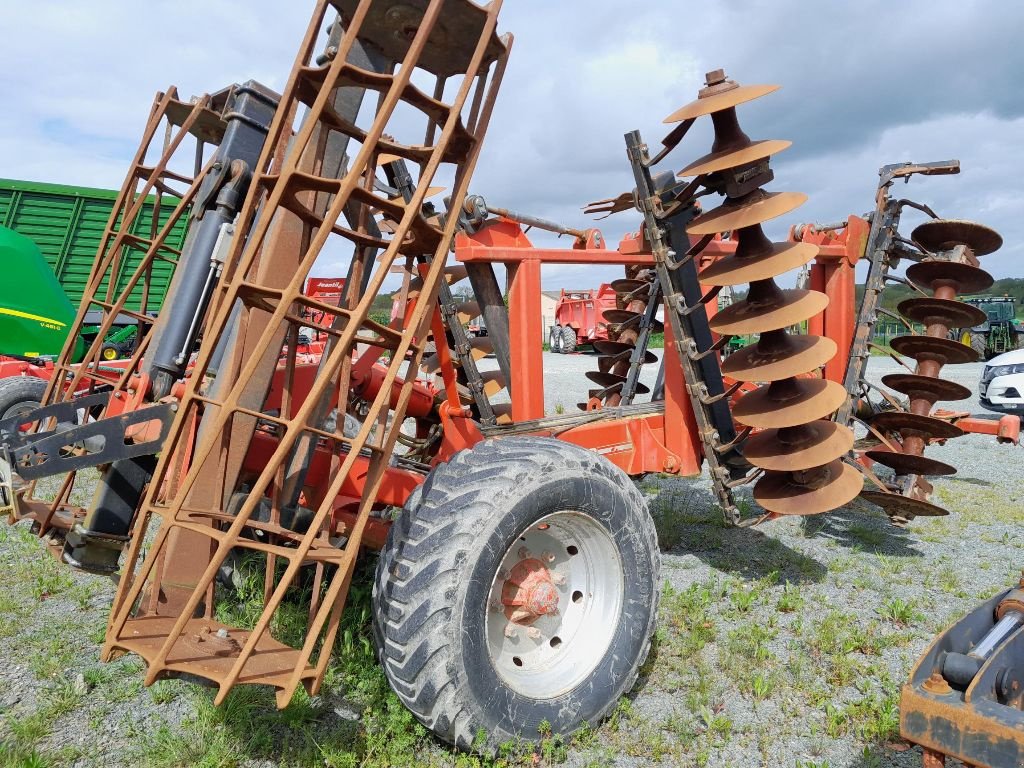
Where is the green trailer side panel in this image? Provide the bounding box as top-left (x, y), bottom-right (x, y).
top-left (0, 178), bottom-right (187, 312)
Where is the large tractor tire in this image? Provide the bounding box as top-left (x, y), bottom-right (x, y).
top-left (560, 326), bottom-right (578, 354)
top-left (548, 325), bottom-right (563, 353)
top-left (968, 332), bottom-right (987, 359)
top-left (373, 436), bottom-right (660, 752)
top-left (0, 376), bottom-right (48, 424)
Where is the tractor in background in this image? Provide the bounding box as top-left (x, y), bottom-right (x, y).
top-left (958, 295), bottom-right (1022, 359)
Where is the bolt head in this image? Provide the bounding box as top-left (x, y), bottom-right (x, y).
top-left (503, 624), bottom-right (517, 639)
top-left (526, 627), bottom-right (542, 641)
top-left (517, 546), bottom-right (531, 560)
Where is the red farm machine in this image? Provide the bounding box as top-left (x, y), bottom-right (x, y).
top-left (549, 284), bottom-right (618, 353)
top-left (2, 1), bottom-right (1023, 763)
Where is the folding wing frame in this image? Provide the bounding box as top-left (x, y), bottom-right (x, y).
top-left (103, 0), bottom-right (510, 707)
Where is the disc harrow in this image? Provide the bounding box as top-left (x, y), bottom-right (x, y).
top-left (581, 271), bottom-right (662, 409)
top-left (860, 219), bottom-right (999, 524)
top-left (679, 70), bottom-right (859, 517)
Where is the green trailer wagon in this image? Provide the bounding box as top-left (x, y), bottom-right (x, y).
top-left (0, 178), bottom-right (188, 362)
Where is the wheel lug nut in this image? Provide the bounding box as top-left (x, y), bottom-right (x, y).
top-left (542, 550), bottom-right (555, 563)
top-left (517, 546), bottom-right (531, 559)
top-left (527, 627), bottom-right (542, 641)
top-left (551, 573), bottom-right (567, 586)
top-left (504, 624), bottom-right (517, 639)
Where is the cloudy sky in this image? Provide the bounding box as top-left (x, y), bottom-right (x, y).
top-left (3, 1), bottom-right (1023, 289)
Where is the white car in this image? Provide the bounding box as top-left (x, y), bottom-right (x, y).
top-left (980, 348), bottom-right (1024, 415)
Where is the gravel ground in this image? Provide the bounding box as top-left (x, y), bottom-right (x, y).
top-left (1, 354), bottom-right (1021, 767)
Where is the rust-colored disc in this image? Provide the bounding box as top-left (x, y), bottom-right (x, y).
top-left (905, 261), bottom-right (994, 295)
top-left (688, 192), bottom-right (807, 236)
top-left (593, 340), bottom-right (634, 356)
top-left (664, 84), bottom-right (780, 123)
top-left (699, 242), bottom-right (818, 287)
top-left (889, 335), bottom-right (978, 365)
top-left (602, 309), bottom-right (642, 325)
top-left (722, 334), bottom-right (837, 382)
top-left (753, 459), bottom-right (863, 516)
top-left (911, 219), bottom-right (1003, 256)
top-left (598, 349), bottom-right (658, 367)
top-left (733, 377), bottom-right (847, 428)
top-left (859, 490), bottom-right (949, 519)
top-left (710, 288), bottom-right (828, 336)
top-left (880, 373), bottom-right (971, 403)
top-left (744, 420), bottom-right (854, 472)
top-left (897, 297), bottom-right (987, 329)
top-left (678, 139), bottom-right (791, 178)
top-left (865, 450), bottom-right (957, 477)
top-left (585, 371), bottom-right (650, 395)
top-left (609, 278), bottom-right (650, 296)
top-left (870, 411), bottom-right (964, 440)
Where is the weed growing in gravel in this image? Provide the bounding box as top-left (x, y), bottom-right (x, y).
top-left (776, 582), bottom-right (805, 613)
top-left (880, 598), bottom-right (924, 627)
top-left (648, 487), bottom-right (705, 551)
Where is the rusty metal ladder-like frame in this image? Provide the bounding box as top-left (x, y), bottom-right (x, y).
top-left (101, 0), bottom-right (510, 708)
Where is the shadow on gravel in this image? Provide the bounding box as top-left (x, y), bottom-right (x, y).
top-left (648, 484), bottom-right (827, 584)
top-left (798, 503), bottom-right (924, 559)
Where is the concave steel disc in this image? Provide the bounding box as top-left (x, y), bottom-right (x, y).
top-left (897, 297), bottom-right (987, 329)
top-left (859, 490), bottom-right (949, 519)
top-left (880, 373), bottom-right (971, 403)
top-left (864, 449), bottom-right (957, 477)
top-left (598, 349), bottom-right (658, 366)
top-left (593, 340), bottom-right (635, 356)
top-left (870, 411), bottom-right (964, 440)
top-left (889, 335), bottom-right (978, 365)
top-left (733, 377), bottom-right (847, 428)
top-left (699, 242), bottom-right (818, 287)
top-left (602, 309), bottom-right (642, 325)
top-left (678, 139), bottom-right (792, 178)
top-left (911, 219), bottom-right (1003, 256)
top-left (905, 261), bottom-right (994, 295)
top-left (585, 371), bottom-right (650, 395)
top-left (743, 420), bottom-right (854, 472)
top-left (753, 459), bottom-right (863, 516)
top-left (664, 83), bottom-right (780, 123)
top-left (710, 288), bottom-right (828, 336)
top-left (688, 191), bottom-right (807, 236)
top-left (609, 278), bottom-right (650, 296)
top-left (722, 334), bottom-right (837, 382)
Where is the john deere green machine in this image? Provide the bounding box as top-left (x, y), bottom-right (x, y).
top-left (0, 226), bottom-right (84, 361)
top-left (958, 295), bottom-right (1022, 360)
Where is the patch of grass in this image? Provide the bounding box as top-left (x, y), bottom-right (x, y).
top-left (879, 598), bottom-right (924, 627)
top-left (648, 488), bottom-right (701, 551)
top-left (846, 523), bottom-right (886, 549)
top-left (776, 582), bottom-right (805, 613)
top-left (660, 581), bottom-right (719, 661)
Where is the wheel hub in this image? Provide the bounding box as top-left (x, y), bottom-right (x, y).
top-left (484, 511), bottom-right (623, 699)
top-left (501, 556), bottom-right (560, 623)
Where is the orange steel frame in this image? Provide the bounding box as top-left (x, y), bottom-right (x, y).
top-left (438, 213), bottom-right (869, 479)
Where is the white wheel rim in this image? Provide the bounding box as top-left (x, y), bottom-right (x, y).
top-left (484, 510), bottom-right (624, 699)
